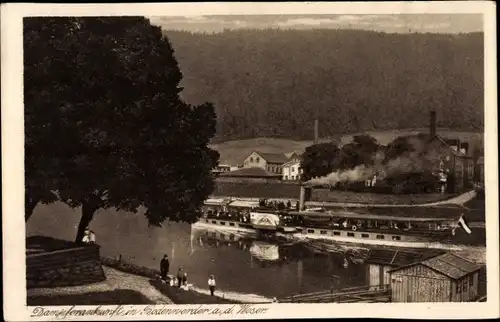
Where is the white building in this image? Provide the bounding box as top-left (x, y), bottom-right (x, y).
top-left (242, 150), bottom-right (289, 175)
top-left (282, 160), bottom-right (302, 181)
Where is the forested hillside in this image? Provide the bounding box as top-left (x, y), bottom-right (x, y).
top-left (164, 29), bottom-right (484, 143)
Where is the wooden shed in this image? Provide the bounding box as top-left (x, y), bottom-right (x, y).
top-left (389, 252), bottom-right (483, 302)
top-left (364, 248), bottom-right (444, 289)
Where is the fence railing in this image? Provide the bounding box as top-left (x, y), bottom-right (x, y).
top-left (279, 284), bottom-right (391, 303)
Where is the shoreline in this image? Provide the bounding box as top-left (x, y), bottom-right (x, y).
top-left (101, 256), bottom-right (273, 304)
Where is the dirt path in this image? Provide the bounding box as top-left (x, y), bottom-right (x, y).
top-left (27, 266), bottom-right (173, 304)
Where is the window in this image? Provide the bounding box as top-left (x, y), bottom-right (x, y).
top-left (320, 230), bottom-right (327, 235)
top-left (250, 157), bottom-right (254, 163)
top-left (211, 221), bottom-right (217, 224)
top-left (220, 222), bottom-right (226, 226)
top-left (376, 235), bottom-right (385, 239)
top-left (361, 233), bottom-right (369, 238)
top-left (456, 282), bottom-right (461, 293)
top-left (463, 278), bottom-right (468, 292)
top-left (292, 176), bottom-right (295, 180)
top-left (256, 157), bottom-right (260, 163)
top-left (392, 236), bottom-right (401, 241)
top-left (469, 275), bottom-right (473, 286)
top-left (333, 231), bottom-right (341, 236)
top-left (284, 175), bottom-right (288, 180)
top-left (229, 223), bottom-right (235, 226)
top-left (347, 232), bottom-right (355, 237)
top-left (307, 229), bottom-right (315, 234)
top-left (292, 167), bottom-right (295, 173)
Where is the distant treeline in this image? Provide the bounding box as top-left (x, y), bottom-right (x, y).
top-left (163, 29), bottom-right (484, 143)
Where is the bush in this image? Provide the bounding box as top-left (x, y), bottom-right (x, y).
top-left (382, 172), bottom-right (439, 194)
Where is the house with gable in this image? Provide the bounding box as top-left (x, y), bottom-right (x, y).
top-left (282, 152), bottom-right (303, 181)
top-left (242, 150), bottom-right (289, 175)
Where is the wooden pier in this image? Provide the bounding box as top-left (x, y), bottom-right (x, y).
top-left (278, 284), bottom-right (391, 303)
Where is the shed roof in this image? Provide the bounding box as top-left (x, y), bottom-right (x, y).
top-left (365, 248), bottom-right (445, 267)
top-left (390, 252), bottom-right (482, 279)
top-left (219, 167), bottom-right (282, 178)
top-left (254, 151), bottom-right (289, 164)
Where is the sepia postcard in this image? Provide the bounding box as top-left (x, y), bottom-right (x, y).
top-left (2, 1), bottom-right (499, 321)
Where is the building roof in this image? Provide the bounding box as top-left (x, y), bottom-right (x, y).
top-left (389, 252), bottom-right (482, 279)
top-left (365, 248), bottom-right (445, 267)
top-left (252, 151), bottom-right (289, 164)
top-left (282, 159), bottom-right (301, 167)
top-left (285, 152), bottom-right (302, 159)
top-left (434, 135), bottom-right (471, 158)
top-left (219, 167), bottom-right (282, 178)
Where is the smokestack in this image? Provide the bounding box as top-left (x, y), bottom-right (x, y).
top-left (299, 186), bottom-right (311, 211)
top-left (430, 111), bottom-right (436, 139)
top-left (314, 119), bottom-right (319, 144)
top-left (299, 186), bottom-right (306, 211)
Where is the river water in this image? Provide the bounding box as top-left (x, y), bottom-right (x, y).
top-left (26, 202), bottom-right (368, 300)
top-left (26, 202), bottom-right (485, 300)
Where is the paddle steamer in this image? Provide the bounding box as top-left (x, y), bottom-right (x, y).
top-left (194, 197), bottom-right (471, 249)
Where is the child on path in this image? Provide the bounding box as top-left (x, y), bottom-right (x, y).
top-left (208, 275), bottom-right (216, 296)
top-left (182, 272), bottom-right (189, 290)
top-left (177, 268), bottom-right (184, 288)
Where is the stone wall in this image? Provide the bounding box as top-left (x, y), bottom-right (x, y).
top-left (27, 244), bottom-right (106, 289)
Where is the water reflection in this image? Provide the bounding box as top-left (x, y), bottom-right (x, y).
top-left (189, 224), bottom-right (368, 297)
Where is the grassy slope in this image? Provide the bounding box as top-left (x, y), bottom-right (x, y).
top-left (27, 290), bottom-right (154, 306)
top-left (211, 129), bottom-right (483, 165)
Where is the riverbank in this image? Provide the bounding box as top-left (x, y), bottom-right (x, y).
top-left (212, 181), bottom-right (464, 205)
top-left (101, 256), bottom-right (272, 304)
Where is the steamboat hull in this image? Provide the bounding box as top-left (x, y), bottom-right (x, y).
top-left (193, 219), bottom-right (462, 250)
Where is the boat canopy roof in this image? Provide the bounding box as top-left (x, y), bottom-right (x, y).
top-left (204, 198), bottom-right (231, 206)
top-left (288, 206), bottom-right (466, 222)
top-left (228, 200), bottom-right (260, 208)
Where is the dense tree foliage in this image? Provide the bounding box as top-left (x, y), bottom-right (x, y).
top-left (334, 135), bottom-right (382, 170)
top-left (163, 29), bottom-right (484, 142)
top-left (24, 17), bottom-right (219, 241)
top-left (301, 143), bottom-right (340, 181)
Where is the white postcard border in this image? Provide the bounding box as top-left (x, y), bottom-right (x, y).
top-left (2, 2), bottom-right (498, 321)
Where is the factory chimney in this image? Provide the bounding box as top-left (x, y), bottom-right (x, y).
top-left (430, 111), bottom-right (437, 139)
top-left (314, 119), bottom-right (319, 144)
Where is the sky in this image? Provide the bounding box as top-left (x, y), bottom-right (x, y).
top-left (148, 14), bottom-right (483, 34)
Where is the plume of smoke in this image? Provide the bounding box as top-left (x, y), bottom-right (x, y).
top-left (305, 135), bottom-right (445, 187)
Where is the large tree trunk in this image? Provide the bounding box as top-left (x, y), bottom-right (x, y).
top-left (75, 200), bottom-right (100, 243)
top-left (25, 190), bottom-right (40, 222)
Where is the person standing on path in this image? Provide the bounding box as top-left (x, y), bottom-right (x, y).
top-left (177, 268), bottom-right (184, 288)
top-left (208, 275), bottom-right (216, 296)
top-left (160, 254), bottom-right (169, 281)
